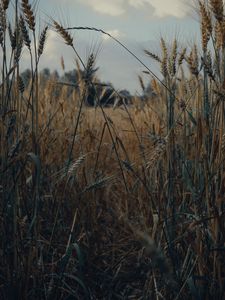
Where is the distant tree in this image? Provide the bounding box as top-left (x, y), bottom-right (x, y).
top-left (62, 69), bottom-right (78, 83)
top-left (20, 69), bottom-right (32, 87)
top-left (19, 67), bottom-right (133, 107)
top-left (119, 89), bottom-right (131, 105)
top-left (41, 68), bottom-right (51, 79)
top-left (51, 70), bottom-right (59, 80)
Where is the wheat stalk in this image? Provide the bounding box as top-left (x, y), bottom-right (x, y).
top-left (169, 39), bottom-right (178, 76)
top-left (19, 15), bottom-right (31, 50)
top-left (8, 23), bottom-right (16, 50)
top-left (178, 48), bottom-right (186, 66)
top-left (38, 26), bottom-right (48, 58)
top-left (53, 20), bottom-right (73, 47)
top-left (202, 51), bottom-right (215, 81)
top-left (144, 49), bottom-right (161, 63)
top-left (199, 1), bottom-right (212, 51)
top-left (21, 0), bottom-right (35, 31)
top-left (221, 133), bottom-right (225, 153)
top-left (0, 2), bottom-right (6, 32)
top-left (160, 38), bottom-right (168, 78)
top-left (146, 135), bottom-right (168, 170)
top-left (18, 75), bottom-right (25, 94)
top-left (2, 0), bottom-right (9, 10)
top-left (138, 75), bottom-right (145, 93)
top-left (186, 45), bottom-right (199, 77)
top-left (210, 0), bottom-right (224, 23)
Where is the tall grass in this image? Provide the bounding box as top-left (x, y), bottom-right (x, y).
top-left (0, 0), bottom-right (225, 299)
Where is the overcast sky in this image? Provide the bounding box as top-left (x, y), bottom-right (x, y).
top-left (34, 0), bottom-right (200, 93)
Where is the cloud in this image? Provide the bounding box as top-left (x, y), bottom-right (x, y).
top-left (80, 0), bottom-right (125, 16)
top-left (102, 29), bottom-right (124, 41)
top-left (79, 0), bottom-right (189, 18)
top-left (142, 0), bottom-right (187, 18)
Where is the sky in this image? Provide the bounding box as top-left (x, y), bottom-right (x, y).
top-left (30, 0), bottom-right (200, 93)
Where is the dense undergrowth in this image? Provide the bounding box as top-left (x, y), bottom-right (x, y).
top-left (0, 0), bottom-right (225, 299)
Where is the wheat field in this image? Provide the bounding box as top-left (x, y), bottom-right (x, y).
top-left (0, 0), bottom-right (225, 299)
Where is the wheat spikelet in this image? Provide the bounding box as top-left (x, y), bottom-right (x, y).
top-left (75, 58), bottom-right (82, 83)
top-left (214, 20), bottom-right (222, 47)
top-left (221, 20), bottom-right (225, 46)
top-left (169, 39), bottom-right (177, 76)
top-left (0, 2), bottom-right (6, 32)
top-left (19, 16), bottom-right (31, 50)
top-left (61, 56), bottom-right (65, 71)
top-left (214, 19), bottom-right (225, 48)
top-left (82, 175), bottom-right (116, 193)
top-left (193, 44), bottom-right (199, 69)
top-left (178, 48), bottom-right (186, 65)
top-left (221, 133), bottom-right (225, 153)
top-left (210, 0), bottom-right (224, 23)
top-left (151, 78), bottom-right (161, 95)
top-left (144, 49), bottom-right (161, 63)
top-left (66, 155), bottom-right (86, 178)
top-left (84, 53), bottom-right (95, 82)
top-left (18, 76), bottom-right (25, 94)
top-left (0, 24), bottom-right (3, 46)
top-left (138, 75), bottom-right (145, 93)
top-left (15, 33), bottom-right (23, 62)
top-left (161, 55), bottom-right (168, 78)
top-left (8, 23), bottom-right (16, 50)
top-left (202, 51), bottom-right (215, 81)
top-left (146, 135), bottom-right (168, 169)
top-left (8, 139), bottom-right (22, 159)
top-left (38, 26), bottom-right (48, 58)
top-left (52, 155), bottom-right (86, 181)
top-left (160, 38), bottom-right (168, 77)
top-left (199, 1), bottom-right (212, 51)
top-left (186, 45), bottom-right (199, 77)
top-left (2, 0), bottom-right (9, 10)
top-left (160, 37), bottom-right (168, 58)
top-left (53, 20), bottom-right (73, 47)
top-left (21, 0), bottom-right (35, 31)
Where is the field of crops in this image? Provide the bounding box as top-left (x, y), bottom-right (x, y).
top-left (0, 1), bottom-right (225, 299)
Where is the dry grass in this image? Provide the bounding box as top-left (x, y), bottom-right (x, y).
top-left (0, 1), bottom-right (225, 299)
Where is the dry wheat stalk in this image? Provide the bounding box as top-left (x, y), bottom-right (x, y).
top-left (210, 0), bottom-right (224, 23)
top-left (15, 33), bottom-right (23, 62)
top-left (18, 76), bottom-right (25, 94)
top-left (214, 20), bottom-right (222, 47)
top-left (53, 20), bottom-right (73, 47)
top-left (199, 1), bottom-right (212, 51)
top-left (0, 25), bottom-right (3, 46)
top-left (8, 22), bottom-right (16, 50)
top-left (202, 51), bottom-right (215, 81)
top-left (20, 15), bottom-right (31, 50)
top-left (38, 26), bottom-right (48, 58)
top-left (84, 53), bottom-right (95, 82)
top-left (146, 135), bottom-right (168, 169)
top-left (169, 39), bottom-right (177, 76)
top-left (67, 155), bottom-right (86, 176)
top-left (214, 20), bottom-right (225, 48)
top-left (2, 0), bottom-right (9, 10)
top-left (61, 56), bottom-right (65, 71)
top-left (178, 48), bottom-right (186, 66)
top-left (151, 78), bottom-right (161, 95)
top-left (219, 20), bottom-right (225, 47)
top-left (221, 133), bottom-right (225, 153)
top-left (21, 0), bottom-right (35, 31)
top-left (160, 38), bottom-right (168, 78)
top-left (186, 45), bottom-right (199, 77)
top-left (161, 37), bottom-right (168, 58)
top-left (0, 2), bottom-right (6, 32)
top-left (138, 75), bottom-right (145, 93)
top-left (144, 49), bottom-right (161, 63)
